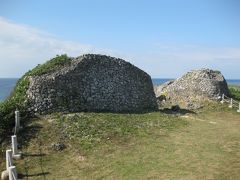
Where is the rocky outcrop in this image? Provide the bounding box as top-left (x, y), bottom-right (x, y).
top-left (155, 69), bottom-right (229, 109)
top-left (26, 54), bottom-right (157, 114)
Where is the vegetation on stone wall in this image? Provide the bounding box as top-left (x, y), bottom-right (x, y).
top-left (28, 54), bottom-right (71, 76)
top-left (0, 54), bottom-right (71, 142)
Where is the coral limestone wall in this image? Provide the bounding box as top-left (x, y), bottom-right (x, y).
top-left (26, 54), bottom-right (157, 114)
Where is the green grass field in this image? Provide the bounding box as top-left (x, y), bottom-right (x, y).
top-left (0, 102), bottom-right (239, 180)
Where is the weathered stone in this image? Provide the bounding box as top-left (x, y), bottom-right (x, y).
top-left (155, 69), bottom-right (229, 109)
top-left (51, 143), bottom-right (65, 151)
top-left (26, 54), bottom-right (157, 114)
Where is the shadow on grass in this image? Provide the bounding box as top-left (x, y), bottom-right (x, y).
top-left (18, 172), bottom-right (50, 179)
top-left (58, 105), bottom-right (197, 115)
top-left (58, 107), bottom-right (160, 115)
top-left (18, 123), bottom-right (43, 147)
top-left (22, 153), bottom-right (46, 157)
top-left (159, 108), bottom-right (196, 115)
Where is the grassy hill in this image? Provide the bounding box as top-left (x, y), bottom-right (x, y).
top-left (0, 103), bottom-right (239, 179)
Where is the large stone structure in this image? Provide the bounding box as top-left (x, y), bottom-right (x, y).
top-left (26, 54), bottom-right (157, 114)
top-left (155, 69), bottom-right (229, 109)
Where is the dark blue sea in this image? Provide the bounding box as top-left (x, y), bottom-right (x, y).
top-left (0, 78), bottom-right (18, 102)
top-left (0, 78), bottom-right (239, 102)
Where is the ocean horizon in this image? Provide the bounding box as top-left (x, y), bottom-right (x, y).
top-left (0, 78), bottom-right (240, 102)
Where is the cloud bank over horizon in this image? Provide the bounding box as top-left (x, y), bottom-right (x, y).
top-left (0, 17), bottom-right (118, 77)
top-left (0, 17), bottom-right (240, 79)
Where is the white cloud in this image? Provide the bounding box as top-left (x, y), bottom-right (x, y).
top-left (127, 43), bottom-right (240, 79)
top-left (0, 17), bottom-right (239, 79)
top-left (0, 17), bottom-right (116, 77)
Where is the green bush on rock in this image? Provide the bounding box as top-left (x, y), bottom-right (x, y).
top-left (0, 54), bottom-right (71, 142)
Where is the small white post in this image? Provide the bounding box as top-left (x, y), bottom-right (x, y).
top-left (11, 135), bottom-right (18, 155)
top-left (15, 110), bottom-right (20, 133)
top-left (221, 94), bottom-right (224, 104)
top-left (237, 102), bottom-right (240, 113)
top-left (229, 98), bottom-right (233, 108)
top-left (11, 135), bottom-right (21, 159)
top-left (6, 150), bottom-right (13, 170)
top-left (9, 166), bottom-right (17, 180)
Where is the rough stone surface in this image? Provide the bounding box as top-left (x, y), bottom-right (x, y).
top-left (51, 143), bottom-right (65, 151)
top-left (26, 54), bottom-right (157, 114)
top-left (155, 69), bottom-right (229, 109)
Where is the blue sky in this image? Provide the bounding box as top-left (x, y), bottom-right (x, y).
top-left (0, 0), bottom-right (240, 78)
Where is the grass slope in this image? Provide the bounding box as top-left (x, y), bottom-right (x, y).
top-left (0, 104), bottom-right (239, 179)
top-left (0, 55), bottom-right (71, 141)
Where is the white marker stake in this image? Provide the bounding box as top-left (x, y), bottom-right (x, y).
top-left (11, 135), bottom-right (18, 156)
top-left (221, 94), bottom-right (224, 104)
top-left (237, 102), bottom-right (240, 113)
top-left (229, 98), bottom-right (233, 108)
top-left (9, 166), bottom-right (17, 180)
top-left (6, 150), bottom-right (13, 170)
top-left (11, 135), bottom-right (21, 159)
top-left (15, 111), bottom-right (20, 133)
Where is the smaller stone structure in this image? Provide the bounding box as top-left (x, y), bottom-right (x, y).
top-left (155, 69), bottom-right (230, 109)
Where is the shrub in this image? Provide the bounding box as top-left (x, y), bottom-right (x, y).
top-left (229, 86), bottom-right (240, 101)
